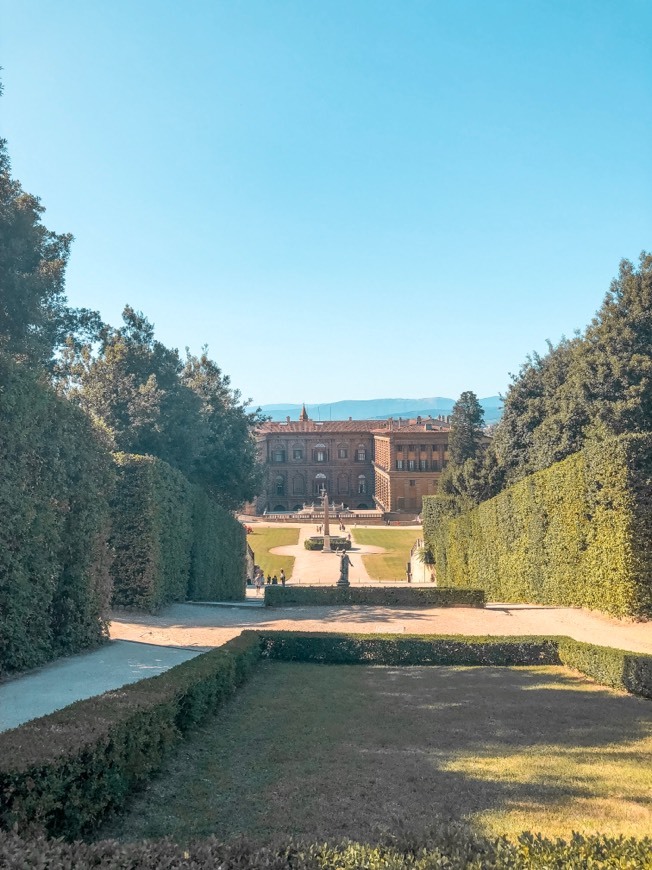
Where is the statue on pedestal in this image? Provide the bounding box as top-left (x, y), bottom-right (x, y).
top-left (337, 549), bottom-right (353, 587)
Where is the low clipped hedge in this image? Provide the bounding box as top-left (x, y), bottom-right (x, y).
top-left (257, 631), bottom-right (558, 665)
top-left (1, 828), bottom-right (651, 869)
top-left (257, 631), bottom-right (652, 699)
top-left (423, 434), bottom-right (652, 618)
top-left (558, 637), bottom-right (652, 699)
top-left (304, 535), bottom-right (351, 550)
top-left (264, 586), bottom-right (485, 608)
top-left (0, 633), bottom-right (261, 838)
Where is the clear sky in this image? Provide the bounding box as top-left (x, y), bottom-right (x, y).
top-left (1, 1), bottom-right (650, 406)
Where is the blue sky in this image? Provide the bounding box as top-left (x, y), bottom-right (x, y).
top-left (1, 1), bottom-right (650, 406)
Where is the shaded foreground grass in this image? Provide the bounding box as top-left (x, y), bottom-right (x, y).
top-left (97, 662), bottom-right (652, 844)
top-left (352, 528), bottom-right (419, 580)
top-left (247, 526), bottom-right (299, 578)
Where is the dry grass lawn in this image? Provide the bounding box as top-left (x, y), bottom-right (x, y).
top-left (246, 526), bottom-right (299, 578)
top-left (352, 528), bottom-right (420, 580)
top-left (97, 663), bottom-right (652, 845)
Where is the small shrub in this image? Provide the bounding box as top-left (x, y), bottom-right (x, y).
top-left (304, 536), bottom-right (351, 550)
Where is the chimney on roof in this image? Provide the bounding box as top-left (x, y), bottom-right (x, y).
top-left (349, 416), bottom-right (352, 421)
top-left (286, 415), bottom-right (291, 423)
top-left (417, 415), bottom-right (422, 424)
top-left (299, 403), bottom-right (309, 422)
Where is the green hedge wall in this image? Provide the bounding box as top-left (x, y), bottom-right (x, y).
top-left (110, 454), bottom-right (193, 610)
top-left (0, 633), bottom-right (261, 838)
top-left (423, 435), bottom-right (652, 618)
top-left (111, 456), bottom-right (246, 610)
top-left (264, 586), bottom-right (485, 608)
top-left (0, 356), bottom-right (113, 677)
top-left (2, 828), bottom-right (651, 869)
top-left (189, 486), bottom-right (246, 601)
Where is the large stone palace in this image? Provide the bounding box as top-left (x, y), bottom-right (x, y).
top-left (254, 405), bottom-right (452, 514)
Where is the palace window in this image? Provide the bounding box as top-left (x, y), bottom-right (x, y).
top-left (275, 476), bottom-right (285, 495)
top-left (420, 445), bottom-right (427, 452)
top-left (314, 473), bottom-right (327, 495)
top-left (396, 459), bottom-right (404, 470)
top-left (273, 449), bottom-right (285, 462)
top-left (408, 459), bottom-right (416, 471)
top-left (357, 446), bottom-right (366, 461)
top-left (409, 479), bottom-right (416, 487)
top-left (338, 448), bottom-right (348, 459)
top-left (293, 448), bottom-right (303, 460)
top-left (419, 460), bottom-right (428, 470)
top-left (432, 459), bottom-right (440, 471)
top-left (358, 475), bottom-right (366, 494)
top-left (408, 444), bottom-right (416, 451)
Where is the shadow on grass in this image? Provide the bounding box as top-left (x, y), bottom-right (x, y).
top-left (95, 662), bottom-right (652, 845)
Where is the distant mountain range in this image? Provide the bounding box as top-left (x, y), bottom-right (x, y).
top-left (259, 396), bottom-right (503, 425)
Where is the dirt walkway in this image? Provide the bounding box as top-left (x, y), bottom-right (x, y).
top-left (109, 601), bottom-right (652, 655)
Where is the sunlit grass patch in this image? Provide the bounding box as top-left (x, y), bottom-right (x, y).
top-left (247, 526), bottom-right (299, 578)
top-left (351, 528), bottom-right (419, 580)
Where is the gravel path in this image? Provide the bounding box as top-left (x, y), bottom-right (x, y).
top-left (109, 600), bottom-right (652, 654)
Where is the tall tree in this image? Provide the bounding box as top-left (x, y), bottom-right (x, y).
top-left (448, 391), bottom-right (485, 464)
top-left (182, 350), bottom-right (265, 510)
top-left (581, 252), bottom-right (652, 436)
top-left (0, 137), bottom-right (101, 367)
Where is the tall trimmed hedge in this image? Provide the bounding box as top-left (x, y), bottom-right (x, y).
top-left (0, 356), bottom-right (113, 677)
top-left (423, 434), bottom-right (652, 618)
top-left (111, 455), bottom-right (246, 610)
top-left (190, 486), bottom-right (247, 601)
top-left (110, 454), bottom-right (194, 610)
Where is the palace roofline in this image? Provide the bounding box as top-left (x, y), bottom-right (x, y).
top-left (258, 417), bottom-right (452, 434)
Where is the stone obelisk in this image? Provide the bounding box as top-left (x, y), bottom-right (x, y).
top-left (322, 489), bottom-right (332, 553)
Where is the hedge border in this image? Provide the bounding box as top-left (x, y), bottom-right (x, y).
top-left (0, 633), bottom-right (261, 838)
top-left (1, 631), bottom-right (650, 840)
top-left (2, 828), bottom-right (651, 869)
top-left (263, 586), bottom-right (485, 608)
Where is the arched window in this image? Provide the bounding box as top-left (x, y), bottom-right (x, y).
top-left (356, 443), bottom-right (366, 461)
top-left (337, 473), bottom-right (349, 494)
top-left (275, 475), bottom-right (285, 495)
top-left (314, 472), bottom-right (327, 495)
top-left (292, 474), bottom-right (305, 495)
top-left (313, 442), bottom-right (328, 463)
top-left (358, 474), bottom-right (366, 494)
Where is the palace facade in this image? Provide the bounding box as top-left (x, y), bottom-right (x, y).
top-left (254, 405), bottom-right (452, 514)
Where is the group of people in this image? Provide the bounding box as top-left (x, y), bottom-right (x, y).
top-left (315, 522), bottom-right (349, 533)
top-left (251, 565), bottom-right (286, 594)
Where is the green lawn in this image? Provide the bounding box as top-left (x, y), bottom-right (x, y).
top-left (246, 526), bottom-right (299, 579)
top-left (95, 662), bottom-right (652, 844)
top-left (351, 527), bottom-right (420, 580)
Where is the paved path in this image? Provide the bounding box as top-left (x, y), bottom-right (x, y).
top-left (109, 600), bottom-right (652, 655)
top-left (271, 523), bottom-right (376, 583)
top-left (0, 641), bottom-right (199, 733)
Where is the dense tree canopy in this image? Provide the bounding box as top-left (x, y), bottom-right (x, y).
top-left (64, 307), bottom-right (264, 509)
top-left (463, 251), bottom-right (652, 505)
top-left (0, 138), bottom-right (101, 366)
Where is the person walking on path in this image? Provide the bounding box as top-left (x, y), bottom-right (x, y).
top-left (255, 572), bottom-right (263, 595)
top-left (280, 569), bottom-right (286, 586)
